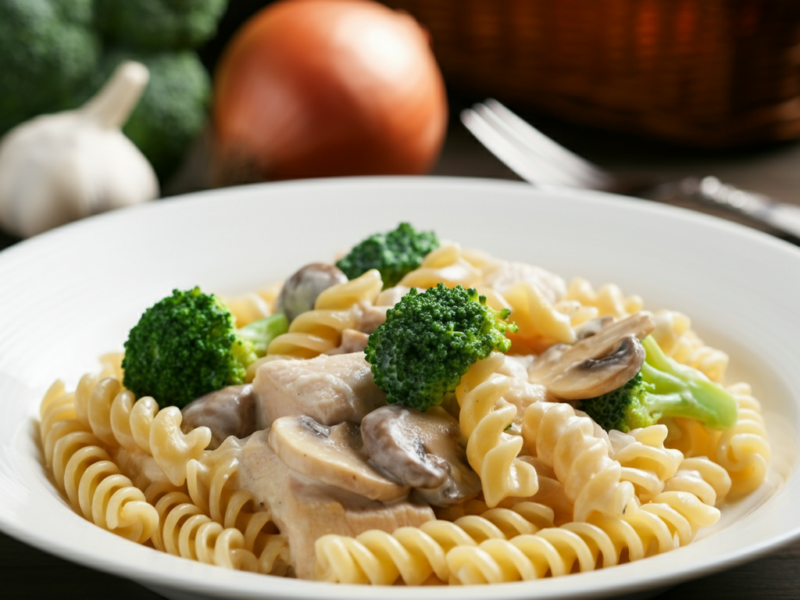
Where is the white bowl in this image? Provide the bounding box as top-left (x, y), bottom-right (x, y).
top-left (0, 176), bottom-right (797, 600)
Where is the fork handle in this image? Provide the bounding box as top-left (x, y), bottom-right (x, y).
top-left (645, 176), bottom-right (800, 240)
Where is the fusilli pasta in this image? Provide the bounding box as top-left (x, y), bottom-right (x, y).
top-left (455, 353), bottom-right (539, 507)
top-left (266, 269), bottom-right (382, 358)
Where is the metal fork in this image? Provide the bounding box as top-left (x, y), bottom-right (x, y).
top-left (462, 98), bottom-right (800, 240)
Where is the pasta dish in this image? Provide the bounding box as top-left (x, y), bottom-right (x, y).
top-left (38, 224), bottom-right (771, 585)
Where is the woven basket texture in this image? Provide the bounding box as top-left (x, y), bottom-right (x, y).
top-left (382, 0), bottom-right (800, 147)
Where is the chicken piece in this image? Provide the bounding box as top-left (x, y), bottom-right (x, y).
top-left (482, 261), bottom-right (566, 305)
top-left (252, 351), bottom-right (386, 428)
top-left (325, 328), bottom-right (370, 355)
top-left (355, 303), bottom-right (389, 334)
top-left (239, 430), bottom-right (435, 580)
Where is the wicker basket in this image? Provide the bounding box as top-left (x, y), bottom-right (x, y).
top-left (382, 0), bottom-right (800, 147)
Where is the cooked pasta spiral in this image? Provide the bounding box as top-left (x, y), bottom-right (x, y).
top-left (266, 269), bottom-right (382, 358)
top-left (480, 282), bottom-right (576, 350)
top-left (314, 502), bottom-right (555, 584)
top-left (712, 383), bottom-right (771, 498)
top-left (398, 243), bottom-right (482, 289)
top-left (565, 278), bottom-right (644, 318)
top-left (608, 426), bottom-right (684, 503)
top-left (663, 384), bottom-right (769, 498)
top-left (185, 437), bottom-right (283, 563)
top-left (455, 352), bottom-right (539, 507)
top-left (664, 456), bottom-right (731, 507)
top-left (522, 401), bottom-right (635, 521)
top-left (160, 496), bottom-right (250, 568)
top-left (40, 381), bottom-right (158, 544)
top-left (651, 310), bottom-right (728, 382)
top-left (73, 374), bottom-right (211, 486)
top-left (446, 490), bottom-right (720, 584)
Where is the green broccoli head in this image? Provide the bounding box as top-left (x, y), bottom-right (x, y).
top-left (122, 287), bottom-right (288, 408)
top-left (336, 223), bottom-right (440, 289)
top-left (578, 336), bottom-right (738, 433)
top-left (365, 283), bottom-right (518, 411)
top-left (0, 0), bottom-right (101, 135)
top-left (95, 0), bottom-right (228, 51)
top-left (98, 49), bottom-right (210, 180)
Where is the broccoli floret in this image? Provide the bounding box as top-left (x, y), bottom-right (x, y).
top-left (95, 0), bottom-right (228, 51)
top-left (336, 223), bottom-right (439, 288)
top-left (0, 0), bottom-right (101, 135)
top-left (578, 336), bottom-right (738, 433)
top-left (365, 283), bottom-right (518, 411)
top-left (122, 287), bottom-right (288, 408)
top-left (98, 49), bottom-right (210, 179)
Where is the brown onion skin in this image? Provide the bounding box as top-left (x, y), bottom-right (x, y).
top-left (212, 0), bottom-right (448, 183)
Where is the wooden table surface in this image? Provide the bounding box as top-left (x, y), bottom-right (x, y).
top-left (2, 102), bottom-right (800, 598)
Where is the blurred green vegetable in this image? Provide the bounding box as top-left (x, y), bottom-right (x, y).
top-left (0, 0), bottom-right (227, 182)
top-left (0, 0), bottom-right (100, 134)
top-left (337, 222), bottom-right (440, 289)
top-left (95, 0), bottom-right (227, 51)
top-left (99, 49), bottom-right (211, 179)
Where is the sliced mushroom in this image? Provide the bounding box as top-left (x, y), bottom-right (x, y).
top-left (574, 315), bottom-right (615, 340)
top-left (268, 415), bottom-right (409, 502)
top-left (276, 263), bottom-right (347, 322)
top-left (361, 405), bottom-right (482, 507)
top-left (181, 384), bottom-right (256, 449)
top-left (528, 312), bottom-right (655, 400)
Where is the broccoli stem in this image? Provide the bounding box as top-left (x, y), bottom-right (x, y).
top-left (640, 336), bottom-right (738, 430)
top-left (237, 313), bottom-right (289, 358)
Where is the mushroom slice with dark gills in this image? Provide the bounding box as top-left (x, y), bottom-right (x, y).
top-left (361, 405), bottom-right (482, 507)
top-left (268, 415), bottom-right (409, 502)
top-left (276, 263), bottom-right (348, 322)
top-left (528, 312), bottom-right (656, 401)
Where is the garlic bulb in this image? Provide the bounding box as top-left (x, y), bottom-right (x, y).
top-left (0, 62), bottom-right (159, 238)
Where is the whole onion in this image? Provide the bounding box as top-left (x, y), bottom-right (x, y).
top-left (212, 0), bottom-right (448, 184)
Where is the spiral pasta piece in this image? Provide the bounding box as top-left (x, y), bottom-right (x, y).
top-left (446, 488), bottom-right (720, 584)
top-left (608, 426), bottom-right (684, 503)
top-left (712, 383), bottom-right (771, 498)
top-left (184, 437), bottom-right (282, 562)
top-left (663, 385), bottom-right (769, 498)
top-left (455, 353), bottom-right (538, 507)
top-left (480, 282), bottom-right (575, 350)
top-left (41, 379), bottom-right (159, 542)
top-left (146, 480), bottom-right (290, 575)
top-left (522, 401), bottom-right (634, 521)
top-left (651, 310), bottom-right (728, 382)
top-left (74, 375), bottom-right (211, 486)
top-left (314, 503), bottom-right (555, 584)
top-left (565, 278), bottom-right (644, 318)
top-left (267, 269), bottom-right (382, 358)
top-left (398, 243), bottom-right (482, 289)
top-left (223, 292), bottom-right (273, 327)
top-left (664, 457), bottom-right (732, 507)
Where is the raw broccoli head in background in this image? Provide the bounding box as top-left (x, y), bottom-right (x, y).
top-left (95, 0), bottom-right (228, 51)
top-left (336, 222), bottom-right (440, 289)
top-left (122, 287), bottom-right (288, 408)
top-left (98, 49), bottom-right (210, 180)
top-left (0, 0), bottom-right (100, 135)
top-left (365, 283), bottom-right (518, 411)
top-left (578, 336), bottom-right (738, 433)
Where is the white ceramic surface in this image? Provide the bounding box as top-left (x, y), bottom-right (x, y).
top-left (0, 177), bottom-right (797, 600)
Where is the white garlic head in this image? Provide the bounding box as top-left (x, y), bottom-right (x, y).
top-left (0, 62), bottom-right (159, 238)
